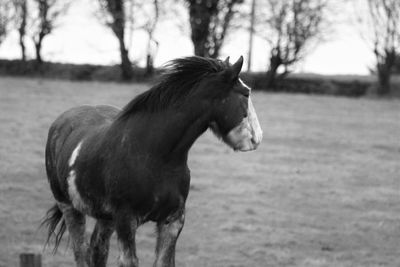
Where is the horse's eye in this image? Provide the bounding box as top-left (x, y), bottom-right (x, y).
top-left (243, 91), bottom-right (250, 98)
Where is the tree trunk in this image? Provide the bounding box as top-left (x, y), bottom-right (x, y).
top-left (117, 35), bottom-right (133, 80)
top-left (18, 0), bottom-right (27, 61)
top-left (193, 40), bottom-right (208, 57)
top-left (146, 54), bottom-right (154, 76)
top-left (19, 34), bottom-right (26, 61)
top-left (188, 0), bottom-right (239, 58)
top-left (145, 33), bottom-right (156, 76)
top-left (34, 28), bottom-right (47, 64)
top-left (377, 65), bottom-right (391, 95)
top-left (375, 49), bottom-right (395, 95)
top-left (109, 0), bottom-right (133, 80)
top-left (188, 0), bottom-right (217, 57)
top-left (35, 40), bottom-right (43, 64)
top-left (265, 54), bottom-right (282, 89)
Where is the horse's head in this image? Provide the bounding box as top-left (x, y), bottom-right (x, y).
top-left (209, 56), bottom-right (263, 151)
top-left (120, 55), bottom-right (262, 152)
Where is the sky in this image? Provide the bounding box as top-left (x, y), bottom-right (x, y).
top-left (0, 0), bottom-right (375, 75)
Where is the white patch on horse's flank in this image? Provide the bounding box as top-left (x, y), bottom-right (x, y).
top-left (67, 170), bottom-right (88, 212)
top-left (69, 141), bottom-right (83, 167)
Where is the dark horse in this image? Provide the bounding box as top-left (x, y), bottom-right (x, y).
top-left (42, 56), bottom-right (262, 267)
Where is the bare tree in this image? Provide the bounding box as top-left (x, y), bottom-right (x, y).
top-left (30, 0), bottom-right (70, 63)
top-left (98, 0), bottom-right (133, 80)
top-left (360, 0), bottom-right (400, 95)
top-left (254, 0), bottom-right (327, 88)
top-left (142, 0), bottom-right (159, 75)
top-left (126, 0), bottom-right (161, 75)
top-left (0, 1), bottom-right (13, 46)
top-left (13, 0), bottom-right (27, 60)
top-left (186, 0), bottom-right (244, 58)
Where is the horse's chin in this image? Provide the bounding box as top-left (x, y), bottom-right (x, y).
top-left (224, 117), bottom-right (261, 152)
top-left (232, 141), bottom-right (258, 152)
top-left (228, 137), bottom-right (259, 152)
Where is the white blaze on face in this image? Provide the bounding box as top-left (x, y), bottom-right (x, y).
top-left (226, 79), bottom-right (263, 151)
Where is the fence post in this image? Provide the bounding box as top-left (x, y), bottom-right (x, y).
top-left (19, 253), bottom-right (42, 267)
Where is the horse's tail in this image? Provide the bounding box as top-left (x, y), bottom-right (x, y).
top-left (40, 204), bottom-right (66, 253)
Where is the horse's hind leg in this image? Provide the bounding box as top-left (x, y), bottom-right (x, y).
top-left (58, 203), bottom-right (88, 267)
top-left (153, 210), bottom-right (185, 267)
top-left (87, 219), bottom-right (114, 267)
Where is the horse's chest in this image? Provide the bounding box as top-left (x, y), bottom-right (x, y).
top-left (146, 186), bottom-right (183, 222)
top-left (107, 164), bottom-right (190, 221)
top-left (141, 175), bottom-right (190, 221)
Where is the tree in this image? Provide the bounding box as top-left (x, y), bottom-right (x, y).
top-left (361, 0), bottom-right (400, 95)
top-left (186, 0), bottom-right (244, 58)
top-left (126, 0), bottom-right (161, 75)
top-left (0, 1), bottom-right (13, 46)
top-left (31, 0), bottom-right (70, 63)
top-left (98, 0), bottom-right (133, 80)
top-left (13, 0), bottom-right (27, 61)
top-left (142, 0), bottom-right (159, 75)
top-left (254, 0), bottom-right (327, 88)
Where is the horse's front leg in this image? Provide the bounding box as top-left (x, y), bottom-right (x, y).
top-left (115, 212), bottom-right (139, 267)
top-left (153, 209), bottom-right (185, 267)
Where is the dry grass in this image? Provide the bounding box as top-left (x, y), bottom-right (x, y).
top-left (0, 77), bottom-right (399, 267)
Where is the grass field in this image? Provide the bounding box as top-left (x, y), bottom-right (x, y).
top-left (0, 77), bottom-right (399, 267)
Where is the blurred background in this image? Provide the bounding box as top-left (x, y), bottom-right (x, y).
top-left (0, 0), bottom-right (400, 95)
top-left (0, 0), bottom-right (399, 267)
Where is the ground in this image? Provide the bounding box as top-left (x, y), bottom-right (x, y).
top-left (0, 77), bottom-right (399, 267)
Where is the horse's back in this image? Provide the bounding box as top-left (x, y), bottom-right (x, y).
top-left (48, 104), bottom-right (119, 146)
top-left (53, 105), bottom-right (119, 127)
top-left (45, 105), bottom-right (119, 202)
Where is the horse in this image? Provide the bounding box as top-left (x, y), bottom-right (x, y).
top-left (42, 56), bottom-right (262, 267)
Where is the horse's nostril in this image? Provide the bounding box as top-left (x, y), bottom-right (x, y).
top-left (251, 135), bottom-right (260, 147)
top-left (251, 136), bottom-right (257, 144)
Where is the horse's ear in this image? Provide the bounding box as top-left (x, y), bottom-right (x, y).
top-left (220, 55), bottom-right (243, 82)
top-left (231, 56), bottom-right (243, 78)
top-left (224, 56), bottom-right (230, 65)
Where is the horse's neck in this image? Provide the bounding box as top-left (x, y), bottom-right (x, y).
top-left (113, 106), bottom-right (211, 163)
top-left (167, 109), bottom-right (211, 159)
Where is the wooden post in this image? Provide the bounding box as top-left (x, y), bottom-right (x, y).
top-left (19, 253), bottom-right (42, 267)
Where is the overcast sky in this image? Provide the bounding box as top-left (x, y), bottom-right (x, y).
top-left (0, 0), bottom-right (375, 75)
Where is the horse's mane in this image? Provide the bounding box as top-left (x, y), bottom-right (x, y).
top-left (117, 56), bottom-right (227, 119)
